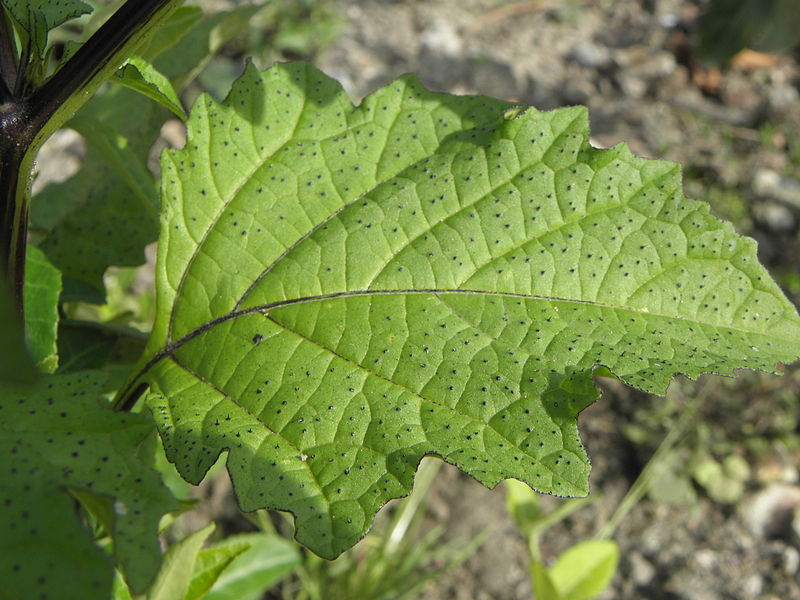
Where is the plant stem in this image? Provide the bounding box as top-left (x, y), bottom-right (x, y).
top-left (0, 0), bottom-right (181, 321)
top-left (595, 381), bottom-right (708, 540)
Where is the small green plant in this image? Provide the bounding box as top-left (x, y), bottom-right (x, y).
top-left (506, 480), bottom-right (617, 600)
top-left (2, 2), bottom-right (800, 599)
top-left (506, 380), bottom-right (710, 599)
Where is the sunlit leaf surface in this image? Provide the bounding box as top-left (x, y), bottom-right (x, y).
top-left (133, 62), bottom-right (800, 558)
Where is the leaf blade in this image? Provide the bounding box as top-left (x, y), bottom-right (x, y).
top-left (139, 62), bottom-right (800, 560)
top-left (114, 56), bottom-right (186, 120)
top-left (0, 372), bottom-right (179, 596)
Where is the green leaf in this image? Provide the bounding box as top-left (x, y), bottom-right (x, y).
top-left (184, 540), bottom-right (250, 600)
top-left (58, 321), bottom-right (123, 372)
top-left (147, 523), bottom-right (215, 600)
top-left (0, 276), bottom-right (37, 385)
top-left (548, 540), bottom-right (619, 600)
top-left (505, 478), bottom-right (543, 537)
top-left (140, 5), bottom-right (204, 62)
top-left (2, 0), bottom-right (92, 58)
top-left (0, 372), bottom-right (179, 598)
top-left (532, 560), bottom-right (562, 600)
top-left (132, 62), bottom-right (800, 559)
top-left (114, 56), bottom-right (186, 120)
top-left (31, 87), bottom-right (162, 303)
top-left (24, 245), bottom-right (61, 372)
top-left (151, 4), bottom-right (262, 88)
top-left (203, 533), bottom-right (301, 600)
top-left (2, 0), bottom-right (91, 32)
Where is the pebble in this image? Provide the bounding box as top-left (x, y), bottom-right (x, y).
top-left (782, 545), bottom-right (800, 575)
top-left (570, 42), bottom-right (611, 69)
top-left (753, 169), bottom-right (800, 209)
top-left (420, 19), bottom-right (462, 57)
top-left (742, 574), bottom-right (764, 598)
top-left (752, 201), bottom-right (795, 233)
top-left (740, 484), bottom-right (800, 539)
top-left (768, 83), bottom-right (800, 113)
top-left (628, 551), bottom-right (656, 585)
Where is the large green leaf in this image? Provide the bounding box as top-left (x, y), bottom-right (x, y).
top-left (130, 62), bottom-right (800, 559)
top-left (0, 372), bottom-right (179, 598)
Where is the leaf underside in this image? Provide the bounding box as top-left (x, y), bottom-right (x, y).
top-left (137, 62), bottom-right (800, 559)
top-left (0, 373), bottom-right (178, 599)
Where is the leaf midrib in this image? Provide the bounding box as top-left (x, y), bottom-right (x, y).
top-left (135, 286), bottom-right (794, 396)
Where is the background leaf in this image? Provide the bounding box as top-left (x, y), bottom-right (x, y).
top-left (135, 62), bottom-right (800, 559)
top-left (183, 538), bottom-right (250, 600)
top-left (2, 0), bottom-right (91, 32)
top-left (146, 522), bottom-right (214, 600)
top-left (202, 533), bottom-right (301, 600)
top-left (548, 540), bottom-right (619, 600)
top-left (0, 372), bottom-right (179, 598)
top-left (24, 245), bottom-right (62, 372)
top-left (31, 86), bottom-right (162, 303)
top-left (532, 560), bottom-right (562, 600)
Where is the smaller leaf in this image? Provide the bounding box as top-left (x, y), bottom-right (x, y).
top-left (57, 321), bottom-right (120, 372)
top-left (153, 5), bottom-right (261, 87)
top-left (57, 320), bottom-right (147, 377)
top-left (532, 560), bottom-right (563, 600)
top-left (114, 57), bottom-right (186, 120)
top-left (548, 540), bottom-right (619, 600)
top-left (184, 541), bottom-right (250, 600)
top-left (24, 245), bottom-right (61, 372)
top-left (147, 523), bottom-right (215, 600)
top-left (112, 572), bottom-right (134, 600)
top-left (33, 92), bottom-right (161, 304)
top-left (203, 533), bottom-right (302, 600)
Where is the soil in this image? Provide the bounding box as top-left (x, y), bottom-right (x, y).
top-left (313, 1), bottom-right (800, 599)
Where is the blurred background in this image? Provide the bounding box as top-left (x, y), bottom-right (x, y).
top-left (34, 1), bottom-right (800, 598)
